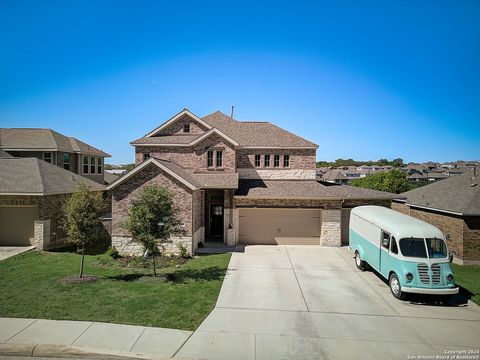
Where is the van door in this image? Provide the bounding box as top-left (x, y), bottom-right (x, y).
top-left (379, 231), bottom-right (390, 277)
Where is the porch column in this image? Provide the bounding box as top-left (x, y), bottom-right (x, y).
top-left (320, 209), bottom-right (341, 246)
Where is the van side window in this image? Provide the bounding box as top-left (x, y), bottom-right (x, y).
top-left (382, 231), bottom-right (390, 249)
top-left (390, 237), bottom-right (398, 254)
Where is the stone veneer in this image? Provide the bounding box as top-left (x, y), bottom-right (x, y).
top-left (392, 201), bottom-right (480, 264)
top-left (237, 168), bottom-right (316, 180)
top-left (320, 209), bottom-right (342, 246)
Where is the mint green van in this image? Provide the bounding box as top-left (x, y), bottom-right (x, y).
top-left (349, 205), bottom-right (458, 300)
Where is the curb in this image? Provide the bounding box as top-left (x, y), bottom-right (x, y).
top-left (0, 343), bottom-right (192, 360)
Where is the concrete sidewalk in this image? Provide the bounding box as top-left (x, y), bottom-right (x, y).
top-left (0, 318), bottom-right (193, 359)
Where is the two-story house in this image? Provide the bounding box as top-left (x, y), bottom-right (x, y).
top-left (108, 109), bottom-right (398, 255)
top-left (0, 128), bottom-right (110, 184)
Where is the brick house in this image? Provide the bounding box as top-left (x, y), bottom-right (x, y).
top-left (392, 170), bottom-right (480, 264)
top-left (108, 109), bottom-right (398, 255)
top-left (0, 128), bottom-right (111, 184)
top-left (0, 153), bottom-right (106, 249)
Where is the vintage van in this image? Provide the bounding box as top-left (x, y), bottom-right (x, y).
top-left (349, 205), bottom-right (458, 299)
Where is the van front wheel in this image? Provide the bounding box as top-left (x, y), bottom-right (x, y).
top-left (355, 251), bottom-right (366, 271)
top-left (389, 273), bottom-right (406, 300)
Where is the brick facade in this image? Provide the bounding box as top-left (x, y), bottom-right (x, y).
top-left (154, 114), bottom-right (209, 136)
top-left (392, 201), bottom-right (480, 264)
top-left (110, 162), bottom-right (194, 256)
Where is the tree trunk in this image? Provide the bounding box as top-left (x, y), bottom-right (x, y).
top-left (79, 249), bottom-right (85, 278)
top-left (152, 255), bottom-right (157, 277)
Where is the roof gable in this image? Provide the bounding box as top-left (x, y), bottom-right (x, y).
top-left (145, 109), bottom-right (212, 138)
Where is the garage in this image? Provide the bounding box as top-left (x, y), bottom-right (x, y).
top-left (0, 206), bottom-right (36, 246)
top-left (238, 208), bottom-right (321, 245)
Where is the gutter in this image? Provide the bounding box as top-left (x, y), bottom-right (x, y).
top-left (393, 201), bottom-right (479, 217)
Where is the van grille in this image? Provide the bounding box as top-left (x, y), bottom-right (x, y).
top-left (417, 263), bottom-right (430, 284)
top-left (431, 264), bottom-right (441, 284)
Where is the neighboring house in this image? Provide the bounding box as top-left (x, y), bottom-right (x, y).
top-left (392, 170), bottom-right (480, 264)
top-left (0, 128), bottom-right (110, 184)
top-left (0, 154), bottom-right (105, 249)
top-left (107, 109), bottom-right (398, 255)
top-left (407, 173), bottom-right (427, 183)
top-left (321, 170), bottom-right (349, 184)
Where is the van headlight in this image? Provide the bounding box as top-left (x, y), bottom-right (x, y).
top-left (446, 274), bottom-right (454, 282)
top-left (406, 273), bottom-right (413, 281)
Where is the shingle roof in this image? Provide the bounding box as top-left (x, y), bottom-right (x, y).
top-left (235, 180), bottom-right (399, 200)
top-left (130, 135), bottom-right (200, 145)
top-left (0, 158), bottom-right (106, 195)
top-left (107, 158), bottom-right (238, 191)
top-left (321, 170), bottom-right (347, 181)
top-left (397, 170), bottom-right (480, 215)
top-left (201, 111), bottom-right (318, 148)
top-left (0, 128), bottom-right (110, 157)
top-left (103, 171), bottom-right (119, 185)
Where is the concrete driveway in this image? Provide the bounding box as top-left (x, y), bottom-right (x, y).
top-left (0, 246), bottom-right (35, 261)
top-left (178, 245), bottom-right (480, 360)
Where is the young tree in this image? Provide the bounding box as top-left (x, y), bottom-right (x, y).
top-left (123, 185), bottom-right (185, 276)
top-left (64, 183), bottom-right (105, 278)
top-left (350, 169), bottom-right (414, 194)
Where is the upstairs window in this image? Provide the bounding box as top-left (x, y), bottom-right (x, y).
top-left (83, 156), bottom-right (89, 174)
top-left (63, 153), bottom-right (70, 170)
top-left (216, 150), bottom-right (223, 167)
top-left (90, 156), bottom-right (96, 174)
top-left (43, 152), bottom-right (52, 164)
top-left (254, 154), bottom-right (261, 167)
top-left (274, 154), bottom-right (280, 167)
top-left (97, 157), bottom-right (103, 174)
top-left (143, 153), bottom-right (150, 161)
top-left (183, 123), bottom-right (190, 133)
top-left (283, 154), bottom-right (290, 167)
top-left (264, 154), bottom-right (270, 167)
top-left (207, 150), bottom-right (214, 167)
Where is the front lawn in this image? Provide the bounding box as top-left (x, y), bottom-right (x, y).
top-left (0, 250), bottom-right (230, 331)
top-left (452, 264), bottom-right (480, 305)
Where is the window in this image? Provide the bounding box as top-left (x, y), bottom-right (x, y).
top-left (83, 156), bottom-right (89, 174)
top-left (254, 154), bottom-right (261, 167)
top-left (207, 150), bottom-right (214, 167)
top-left (143, 153), bottom-right (150, 161)
top-left (216, 150), bottom-right (223, 167)
top-left (283, 154), bottom-right (290, 167)
top-left (382, 231), bottom-right (390, 249)
top-left (264, 154), bottom-right (270, 167)
top-left (97, 157), bottom-right (102, 174)
top-left (90, 156), bottom-right (96, 174)
top-left (43, 152), bottom-right (52, 164)
top-left (399, 238), bottom-right (428, 258)
top-left (274, 154), bottom-right (280, 167)
top-left (426, 238), bottom-right (447, 258)
top-left (63, 153), bottom-right (70, 170)
top-left (390, 237), bottom-right (398, 254)
top-left (212, 205), bottom-right (223, 216)
top-left (183, 123), bottom-right (190, 133)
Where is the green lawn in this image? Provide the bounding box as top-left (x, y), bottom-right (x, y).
top-left (0, 250), bottom-right (231, 331)
top-left (452, 264), bottom-right (480, 305)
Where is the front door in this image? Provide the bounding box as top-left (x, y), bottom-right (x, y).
top-left (209, 204), bottom-right (224, 241)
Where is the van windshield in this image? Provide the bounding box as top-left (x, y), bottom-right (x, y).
top-left (399, 238), bottom-right (427, 258)
top-left (426, 238), bottom-right (448, 258)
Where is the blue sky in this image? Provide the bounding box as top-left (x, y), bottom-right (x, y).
top-left (1, 0), bottom-right (479, 164)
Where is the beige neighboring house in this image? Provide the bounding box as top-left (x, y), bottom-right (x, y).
top-left (393, 170), bottom-right (480, 264)
top-left (0, 153), bottom-right (106, 249)
top-left (107, 108), bottom-right (398, 256)
top-left (0, 128), bottom-right (110, 184)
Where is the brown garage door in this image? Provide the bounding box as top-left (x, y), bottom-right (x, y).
top-left (341, 208), bottom-right (352, 245)
top-left (238, 208), bottom-right (321, 245)
top-left (0, 207), bottom-right (35, 246)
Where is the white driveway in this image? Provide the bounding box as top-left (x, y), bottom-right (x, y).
top-left (178, 245), bottom-right (480, 360)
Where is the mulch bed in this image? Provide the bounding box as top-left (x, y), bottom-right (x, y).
top-left (61, 275), bottom-right (98, 284)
